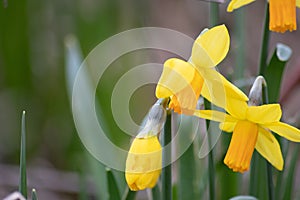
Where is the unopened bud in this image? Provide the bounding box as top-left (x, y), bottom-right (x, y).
top-left (136, 98), bottom-right (168, 138)
top-left (248, 76), bottom-right (267, 106)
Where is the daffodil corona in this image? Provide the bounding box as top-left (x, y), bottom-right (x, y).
top-left (195, 99), bottom-right (300, 173)
top-left (156, 25), bottom-right (248, 115)
top-left (227, 0), bottom-right (300, 33)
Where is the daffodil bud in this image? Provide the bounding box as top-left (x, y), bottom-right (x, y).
top-left (125, 98), bottom-right (167, 191)
top-left (136, 98), bottom-right (168, 138)
top-left (248, 76), bottom-right (267, 106)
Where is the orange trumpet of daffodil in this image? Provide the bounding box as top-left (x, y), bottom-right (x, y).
top-left (194, 95), bottom-right (300, 173)
top-left (227, 0), bottom-right (300, 33)
top-left (156, 24), bottom-right (248, 115)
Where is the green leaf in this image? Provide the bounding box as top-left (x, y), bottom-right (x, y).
top-left (121, 187), bottom-right (136, 200)
top-left (19, 111), bottom-right (27, 198)
top-left (249, 152), bottom-right (268, 200)
top-left (282, 144), bottom-right (300, 200)
top-left (177, 115), bottom-right (197, 200)
top-left (106, 168), bottom-right (121, 200)
top-left (151, 184), bottom-right (161, 200)
top-left (265, 43), bottom-right (292, 103)
top-left (31, 189), bottom-right (38, 200)
top-left (229, 195), bottom-right (257, 200)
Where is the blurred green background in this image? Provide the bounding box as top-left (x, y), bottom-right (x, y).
top-left (1, 0), bottom-right (300, 199)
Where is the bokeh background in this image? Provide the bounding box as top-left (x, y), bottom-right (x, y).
top-left (1, 0), bottom-right (300, 199)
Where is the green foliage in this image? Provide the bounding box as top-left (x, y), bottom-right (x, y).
top-left (31, 189), bottom-right (38, 200)
top-left (19, 111), bottom-right (27, 198)
top-left (106, 168), bottom-right (121, 200)
top-left (265, 45), bottom-right (290, 103)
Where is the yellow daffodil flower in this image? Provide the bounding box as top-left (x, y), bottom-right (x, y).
top-left (125, 101), bottom-right (166, 191)
top-left (227, 0), bottom-right (300, 33)
top-left (156, 24), bottom-right (248, 115)
top-left (194, 99), bottom-right (300, 173)
top-left (125, 136), bottom-right (162, 191)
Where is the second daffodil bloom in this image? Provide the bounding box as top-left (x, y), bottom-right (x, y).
top-left (227, 0), bottom-right (300, 33)
top-left (195, 96), bottom-right (300, 173)
top-left (125, 100), bottom-right (166, 191)
top-left (156, 24), bottom-right (248, 115)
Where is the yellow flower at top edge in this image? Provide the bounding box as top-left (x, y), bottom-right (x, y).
top-left (194, 98), bottom-right (300, 173)
top-left (156, 25), bottom-right (248, 115)
top-left (227, 0), bottom-right (300, 33)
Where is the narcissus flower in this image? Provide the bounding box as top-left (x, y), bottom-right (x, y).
top-left (125, 100), bottom-right (166, 191)
top-left (195, 99), bottom-right (300, 173)
top-left (156, 25), bottom-right (248, 115)
top-left (227, 0), bottom-right (300, 33)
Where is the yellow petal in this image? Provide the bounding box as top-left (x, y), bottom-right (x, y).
top-left (200, 69), bottom-right (248, 118)
top-left (194, 110), bottom-right (237, 123)
top-left (156, 58), bottom-right (195, 98)
top-left (269, 0), bottom-right (297, 33)
top-left (247, 104), bottom-right (282, 124)
top-left (227, 0), bottom-right (256, 12)
top-left (263, 122), bottom-right (300, 142)
top-left (219, 122), bottom-right (236, 132)
top-left (191, 25), bottom-right (229, 68)
top-left (255, 127), bottom-right (283, 170)
top-left (297, 0), bottom-right (300, 8)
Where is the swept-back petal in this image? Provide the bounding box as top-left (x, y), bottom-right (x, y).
top-left (219, 122), bottom-right (236, 133)
top-left (263, 122), bottom-right (300, 142)
top-left (200, 69), bottom-right (248, 118)
top-left (227, 0), bottom-right (256, 12)
top-left (247, 104), bottom-right (282, 124)
top-left (156, 58), bottom-right (195, 98)
top-left (194, 110), bottom-right (237, 123)
top-left (255, 127), bottom-right (283, 170)
top-left (191, 25), bottom-right (230, 68)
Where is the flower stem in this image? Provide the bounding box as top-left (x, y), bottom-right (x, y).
top-left (259, 3), bottom-right (270, 75)
top-left (262, 83), bottom-right (274, 200)
top-left (209, 2), bottom-right (219, 27)
top-left (234, 8), bottom-right (246, 81)
top-left (207, 3), bottom-right (218, 200)
top-left (162, 112), bottom-right (172, 200)
top-left (204, 99), bottom-right (215, 200)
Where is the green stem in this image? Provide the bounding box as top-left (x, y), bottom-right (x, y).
top-left (263, 84), bottom-right (274, 200)
top-left (209, 2), bottom-right (219, 27)
top-left (162, 112), bottom-right (172, 200)
top-left (204, 99), bottom-right (215, 200)
top-left (234, 9), bottom-right (245, 81)
top-left (207, 3), bottom-right (218, 199)
top-left (259, 4), bottom-right (270, 75)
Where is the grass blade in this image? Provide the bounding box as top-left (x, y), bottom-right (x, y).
top-left (31, 189), bottom-right (38, 200)
top-left (151, 184), bottom-right (161, 200)
top-left (283, 144), bottom-right (300, 200)
top-left (19, 111), bottom-right (27, 198)
top-left (265, 44), bottom-right (291, 103)
top-left (121, 187), bottom-right (136, 200)
top-left (106, 168), bottom-right (121, 200)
